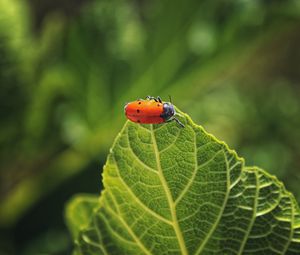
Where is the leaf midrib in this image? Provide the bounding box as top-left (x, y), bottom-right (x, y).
top-left (150, 124), bottom-right (188, 255)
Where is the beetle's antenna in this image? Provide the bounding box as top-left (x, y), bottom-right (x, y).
top-left (168, 95), bottom-right (172, 104)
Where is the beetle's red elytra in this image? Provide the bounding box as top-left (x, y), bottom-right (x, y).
top-left (124, 96), bottom-right (184, 127)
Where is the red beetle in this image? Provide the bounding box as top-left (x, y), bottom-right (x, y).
top-left (124, 96), bottom-right (184, 127)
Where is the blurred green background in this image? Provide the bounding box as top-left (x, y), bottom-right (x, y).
top-left (1, 0), bottom-right (300, 254)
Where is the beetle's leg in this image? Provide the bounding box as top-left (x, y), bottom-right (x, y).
top-left (146, 96), bottom-right (158, 102)
top-left (157, 96), bottom-right (162, 103)
top-left (166, 117), bottom-right (185, 128)
top-left (173, 117), bottom-right (185, 128)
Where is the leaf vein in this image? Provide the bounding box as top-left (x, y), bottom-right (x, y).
top-left (282, 197), bottom-right (294, 254)
top-left (237, 170), bottom-right (259, 255)
top-left (150, 124), bottom-right (188, 255)
top-left (175, 145), bottom-right (223, 205)
top-left (105, 204), bottom-right (152, 255)
top-left (194, 150), bottom-right (230, 255)
top-left (92, 215), bottom-right (109, 255)
top-left (113, 156), bottom-right (173, 225)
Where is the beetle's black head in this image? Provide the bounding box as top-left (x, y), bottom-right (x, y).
top-left (161, 103), bottom-right (175, 120)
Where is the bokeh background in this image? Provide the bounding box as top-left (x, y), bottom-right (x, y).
top-left (1, 0), bottom-right (300, 254)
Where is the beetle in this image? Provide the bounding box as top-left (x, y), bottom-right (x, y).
top-left (124, 96), bottom-right (184, 127)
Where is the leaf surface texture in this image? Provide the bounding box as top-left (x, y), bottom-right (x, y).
top-left (66, 111), bottom-right (300, 255)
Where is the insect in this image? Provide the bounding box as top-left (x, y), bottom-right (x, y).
top-left (124, 96), bottom-right (185, 127)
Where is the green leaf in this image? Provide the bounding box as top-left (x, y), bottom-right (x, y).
top-left (65, 194), bottom-right (99, 240)
top-left (66, 110), bottom-right (300, 254)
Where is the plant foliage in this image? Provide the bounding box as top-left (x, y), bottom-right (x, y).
top-left (66, 110), bottom-right (300, 254)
